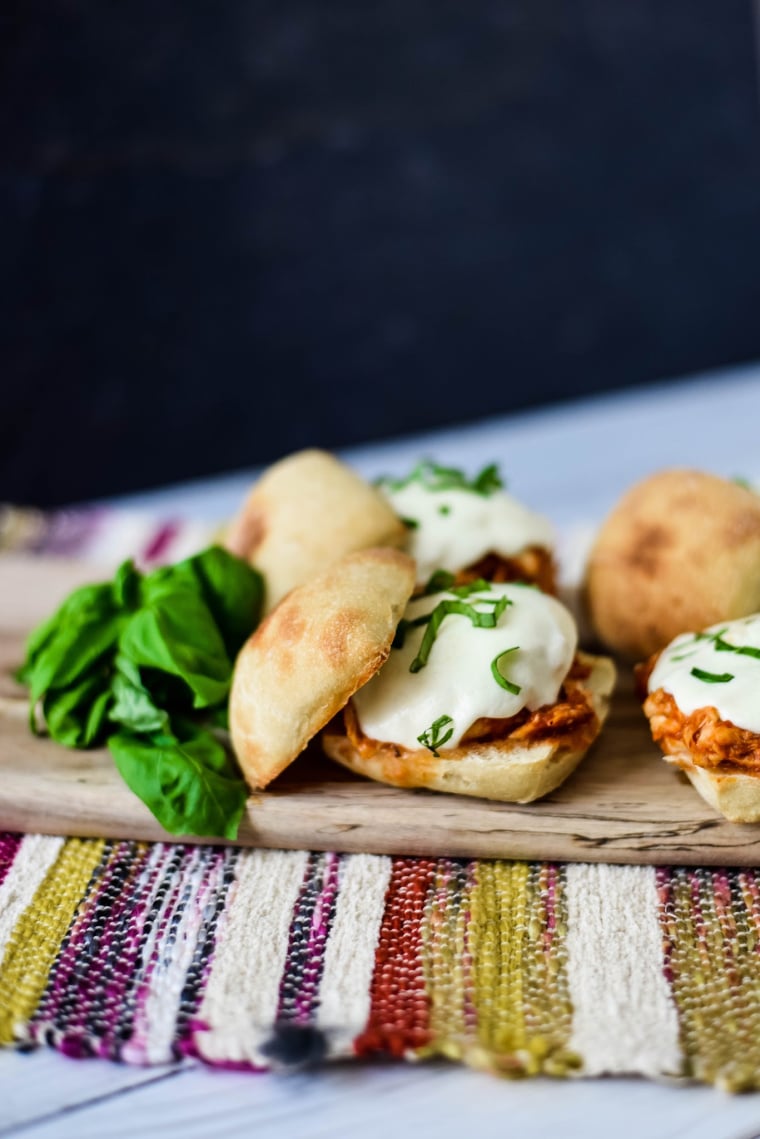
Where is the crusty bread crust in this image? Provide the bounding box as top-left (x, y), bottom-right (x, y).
top-left (224, 449), bottom-right (408, 612)
top-left (585, 469), bottom-right (760, 660)
top-left (663, 754), bottom-right (760, 824)
top-left (322, 652), bottom-right (616, 803)
top-left (230, 547), bottom-right (416, 789)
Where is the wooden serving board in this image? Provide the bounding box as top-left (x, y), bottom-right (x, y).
top-left (2, 554), bottom-right (760, 866)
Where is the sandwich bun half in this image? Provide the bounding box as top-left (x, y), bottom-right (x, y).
top-left (229, 546), bottom-right (416, 789)
top-left (225, 449), bottom-right (408, 612)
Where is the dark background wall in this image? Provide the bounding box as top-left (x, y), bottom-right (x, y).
top-left (2, 1), bottom-right (760, 507)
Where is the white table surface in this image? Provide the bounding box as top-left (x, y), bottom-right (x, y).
top-left (4, 364), bottom-right (760, 1138)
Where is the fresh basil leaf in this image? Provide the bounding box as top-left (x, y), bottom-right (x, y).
top-left (108, 722), bottom-right (247, 838)
top-left (113, 559), bottom-right (141, 610)
top-left (27, 602), bottom-right (123, 707)
top-left (186, 546), bottom-right (263, 659)
top-left (119, 588), bottom-right (231, 709)
top-left (142, 547), bottom-right (262, 661)
top-left (19, 581), bottom-right (117, 681)
top-left (206, 704), bottom-right (230, 731)
top-left (43, 671), bottom-right (113, 747)
top-left (109, 654), bottom-right (168, 734)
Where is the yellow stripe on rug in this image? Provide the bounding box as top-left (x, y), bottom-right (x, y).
top-left (0, 838), bottom-right (106, 1044)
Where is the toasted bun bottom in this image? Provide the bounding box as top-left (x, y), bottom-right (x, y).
top-left (322, 653), bottom-right (616, 803)
top-left (664, 753), bottom-right (760, 824)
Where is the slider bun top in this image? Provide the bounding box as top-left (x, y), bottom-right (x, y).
top-left (585, 469), bottom-right (760, 659)
top-left (229, 546), bottom-right (416, 789)
top-left (225, 449), bottom-right (408, 612)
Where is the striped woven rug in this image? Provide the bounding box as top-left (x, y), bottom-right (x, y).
top-left (1, 505), bottom-right (760, 1090)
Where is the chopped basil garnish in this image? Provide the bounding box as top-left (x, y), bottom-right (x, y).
top-left (690, 667), bottom-right (734, 684)
top-left (399, 516), bottom-right (419, 529)
top-left (378, 459), bottom-right (505, 497)
top-left (471, 463), bottom-right (503, 496)
top-left (409, 595), bottom-right (511, 673)
top-left (417, 714), bottom-right (454, 756)
top-left (491, 647), bottom-right (521, 695)
top-left (711, 633), bottom-right (760, 660)
top-left (438, 504), bottom-right (451, 515)
top-left (680, 628), bottom-right (760, 663)
top-left (448, 578), bottom-right (491, 598)
top-left (394, 582), bottom-right (511, 663)
top-left (423, 569), bottom-right (456, 595)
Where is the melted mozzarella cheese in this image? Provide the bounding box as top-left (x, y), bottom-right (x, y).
top-left (352, 583), bottom-right (577, 750)
top-left (648, 614), bottom-right (760, 733)
top-left (380, 482), bottom-right (555, 582)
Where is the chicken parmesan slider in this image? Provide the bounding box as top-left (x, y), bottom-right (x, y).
top-left (322, 576), bottom-right (615, 802)
top-left (640, 614), bottom-right (760, 822)
top-left (377, 460), bottom-right (558, 594)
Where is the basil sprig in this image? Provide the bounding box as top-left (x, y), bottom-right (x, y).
top-left (17, 546), bottom-right (263, 839)
top-left (378, 460), bottom-right (504, 497)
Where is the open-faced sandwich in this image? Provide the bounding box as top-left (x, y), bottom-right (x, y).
top-left (377, 460), bottom-right (558, 594)
top-left (324, 577), bottom-right (614, 802)
top-left (231, 552), bottom-right (615, 803)
top-left (638, 615), bottom-right (760, 823)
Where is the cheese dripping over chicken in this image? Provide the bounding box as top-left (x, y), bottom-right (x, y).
top-left (648, 614), bottom-right (760, 734)
top-left (352, 581), bottom-right (577, 751)
top-left (378, 462), bottom-right (554, 583)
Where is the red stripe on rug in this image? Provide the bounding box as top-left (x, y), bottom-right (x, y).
top-left (354, 857), bottom-right (437, 1058)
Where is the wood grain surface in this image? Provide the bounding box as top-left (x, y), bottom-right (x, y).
top-left (2, 554), bottom-right (760, 866)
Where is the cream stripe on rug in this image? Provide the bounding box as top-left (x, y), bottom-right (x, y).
top-left (565, 863), bottom-right (683, 1078)
top-left (193, 849), bottom-right (309, 1065)
top-left (316, 854), bottom-right (392, 1057)
top-left (122, 845), bottom-right (210, 1064)
top-left (0, 836), bottom-right (64, 965)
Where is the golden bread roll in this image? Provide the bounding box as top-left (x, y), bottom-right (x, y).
top-left (323, 651), bottom-right (615, 803)
top-left (229, 547), bottom-right (416, 789)
top-left (225, 449), bottom-right (408, 612)
top-left (586, 469), bottom-right (760, 659)
top-left (640, 614), bottom-right (760, 823)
